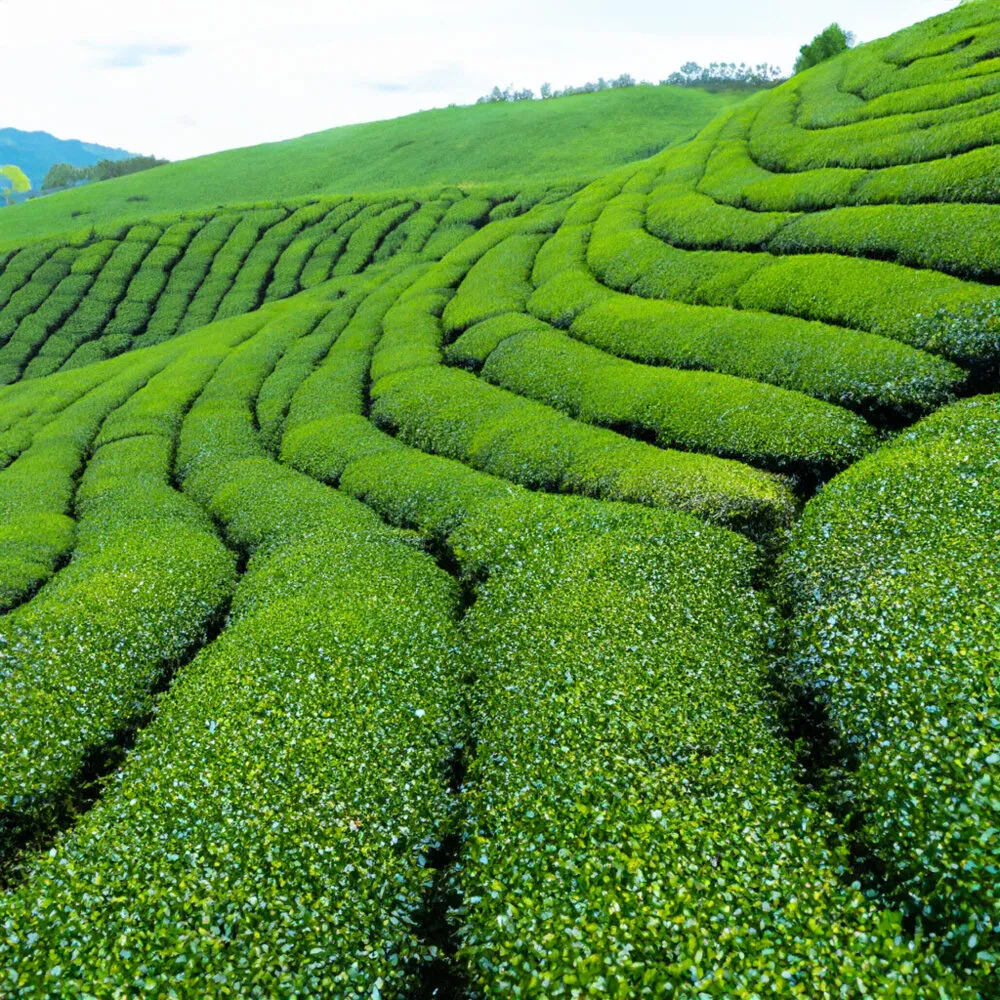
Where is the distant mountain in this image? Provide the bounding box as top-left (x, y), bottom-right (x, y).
top-left (0, 128), bottom-right (136, 191)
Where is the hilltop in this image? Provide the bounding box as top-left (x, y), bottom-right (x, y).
top-left (0, 85), bottom-right (747, 245)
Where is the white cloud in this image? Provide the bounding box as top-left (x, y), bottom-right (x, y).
top-left (0, 0), bottom-right (960, 161)
top-left (85, 43), bottom-right (191, 69)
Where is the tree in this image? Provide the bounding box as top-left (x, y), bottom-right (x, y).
top-left (0, 164), bottom-right (30, 204)
top-left (794, 23), bottom-right (855, 74)
top-left (42, 162), bottom-right (84, 190)
top-left (540, 82), bottom-right (552, 99)
top-left (0, 164), bottom-right (31, 205)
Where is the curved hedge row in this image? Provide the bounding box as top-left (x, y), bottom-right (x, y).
top-left (587, 192), bottom-right (999, 364)
top-left (782, 395), bottom-right (1000, 987)
top-left (0, 409), bottom-right (464, 1000)
top-left (0, 362), bottom-right (111, 471)
top-left (445, 312), bottom-right (553, 369)
top-left (451, 493), bottom-right (967, 998)
top-left (0, 322), bottom-right (263, 865)
top-left (569, 290), bottom-right (963, 417)
top-left (370, 364), bottom-right (795, 536)
top-left (647, 182), bottom-right (1000, 284)
top-left (0, 350), bottom-right (174, 612)
top-left (0, 6), bottom-right (999, 994)
top-left (751, 82), bottom-right (1000, 173)
top-left (440, 232), bottom-right (548, 333)
top-left (0, 189), bottom-right (510, 388)
top-left (479, 326), bottom-right (875, 472)
top-left (279, 410), bottom-right (975, 995)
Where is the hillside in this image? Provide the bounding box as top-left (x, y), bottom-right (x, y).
top-left (0, 127), bottom-right (134, 192)
top-left (0, 85), bottom-right (747, 245)
top-left (0, 3), bottom-right (999, 998)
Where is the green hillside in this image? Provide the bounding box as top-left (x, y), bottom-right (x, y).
top-left (0, 86), bottom-right (747, 246)
top-left (0, 3), bottom-right (999, 998)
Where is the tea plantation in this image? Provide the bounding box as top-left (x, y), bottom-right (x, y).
top-left (0, 3), bottom-right (998, 997)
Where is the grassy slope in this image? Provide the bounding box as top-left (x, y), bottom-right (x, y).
top-left (0, 86), bottom-right (746, 244)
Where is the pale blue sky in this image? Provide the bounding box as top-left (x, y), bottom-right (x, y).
top-left (3, 0), bottom-right (958, 161)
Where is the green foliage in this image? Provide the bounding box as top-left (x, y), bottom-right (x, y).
top-left (795, 23), bottom-right (855, 75)
top-left (370, 364), bottom-right (794, 535)
top-left (452, 494), bottom-right (964, 998)
top-left (441, 233), bottom-right (547, 332)
top-left (571, 291), bottom-right (963, 417)
top-left (0, 87), bottom-right (745, 245)
top-left (445, 312), bottom-right (552, 369)
top-left (782, 396), bottom-right (1000, 987)
top-left (1, 4), bottom-right (1000, 993)
top-left (0, 353), bottom-right (169, 610)
top-left (40, 155), bottom-right (168, 191)
top-left (480, 326), bottom-right (875, 472)
top-left (0, 347), bottom-right (463, 995)
top-left (0, 165), bottom-right (31, 204)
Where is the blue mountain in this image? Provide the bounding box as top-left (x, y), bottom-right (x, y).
top-left (0, 127), bottom-right (136, 191)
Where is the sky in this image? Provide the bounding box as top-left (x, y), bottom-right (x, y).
top-left (3, 0), bottom-right (960, 162)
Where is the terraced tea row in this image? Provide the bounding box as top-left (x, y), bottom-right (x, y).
top-left (0, 271), bottom-right (996, 995)
top-left (0, 308), bottom-right (979, 992)
top-left (1, 2), bottom-right (999, 996)
top-left (0, 187), bottom-right (572, 388)
top-left (782, 395), bottom-right (1000, 985)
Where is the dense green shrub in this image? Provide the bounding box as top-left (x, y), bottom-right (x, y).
top-left (751, 81), bottom-right (1000, 172)
top-left (571, 291), bottom-right (964, 416)
top-left (280, 265), bottom-right (427, 442)
top-left (265, 197), bottom-right (352, 300)
top-left (768, 201), bottom-right (1000, 281)
top-left (445, 312), bottom-right (552, 368)
top-left (372, 289), bottom-right (448, 382)
top-left (332, 200), bottom-right (415, 276)
top-left (0, 428), bottom-right (235, 865)
top-left (854, 142), bottom-right (1000, 205)
top-left (255, 299), bottom-right (348, 451)
top-left (647, 188), bottom-right (794, 250)
top-left (0, 245), bottom-right (57, 311)
top-left (441, 233), bottom-right (547, 333)
top-left (803, 67), bottom-right (1000, 127)
top-left (782, 396), bottom-right (1000, 988)
top-left (69, 239), bottom-right (118, 276)
top-left (0, 377), bottom-right (464, 998)
top-left (794, 22), bottom-right (854, 74)
top-left (528, 267), bottom-right (613, 327)
top-left (438, 195), bottom-right (493, 228)
top-left (179, 209), bottom-right (286, 332)
top-left (376, 196), bottom-right (450, 260)
top-left (140, 213), bottom-right (241, 346)
top-left (480, 327), bottom-right (875, 471)
top-left (0, 259), bottom-right (73, 349)
top-left (0, 353), bottom-right (169, 611)
top-left (299, 202), bottom-right (382, 287)
top-left (370, 364), bottom-right (795, 535)
top-left (587, 198), bottom-right (772, 305)
top-left (735, 253), bottom-right (997, 361)
top-left (450, 494), bottom-right (964, 997)
top-left (214, 201), bottom-right (331, 319)
top-left (0, 275), bottom-right (93, 384)
top-left (699, 136), bottom-right (867, 212)
top-left (530, 221), bottom-right (590, 284)
top-left (421, 221), bottom-right (477, 258)
top-left (0, 9), bottom-right (999, 993)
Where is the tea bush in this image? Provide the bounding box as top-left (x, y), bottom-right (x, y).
top-left (783, 396), bottom-right (1000, 988)
top-left (480, 326), bottom-right (875, 472)
top-left (571, 292), bottom-right (963, 416)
